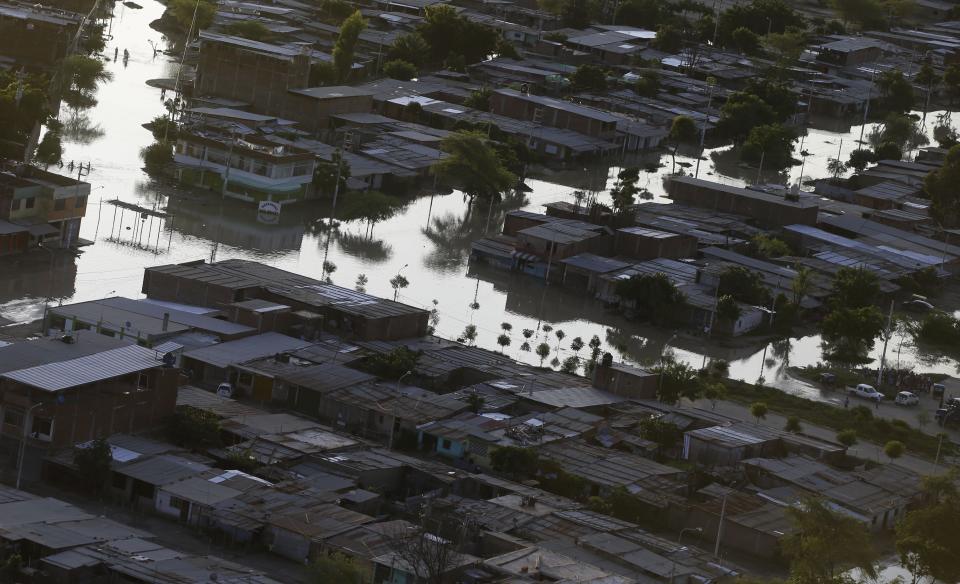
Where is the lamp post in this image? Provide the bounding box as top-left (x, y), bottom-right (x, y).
top-left (16, 402), bottom-right (45, 489)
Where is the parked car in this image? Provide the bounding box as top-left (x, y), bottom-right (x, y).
top-left (847, 384), bottom-right (883, 402)
top-left (933, 383), bottom-right (946, 397)
top-left (903, 299), bottom-right (935, 312)
top-left (216, 382), bottom-right (235, 398)
top-left (935, 406), bottom-right (960, 427)
top-left (894, 391), bottom-right (919, 406)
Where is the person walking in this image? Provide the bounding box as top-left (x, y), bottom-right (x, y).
top-left (844, 396), bottom-right (849, 408)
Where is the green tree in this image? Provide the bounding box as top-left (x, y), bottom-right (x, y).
top-left (749, 401), bottom-right (768, 423)
top-left (717, 0), bottom-right (804, 46)
top-left (467, 392), bottom-right (485, 413)
top-left (383, 59), bottom-right (417, 80)
top-left (570, 64), bottom-right (607, 92)
top-left (703, 381), bottom-right (726, 409)
top-left (464, 87), bottom-right (493, 111)
top-left (496, 333), bottom-right (511, 353)
top-left (740, 123), bottom-right (797, 169)
top-left (433, 131), bottom-right (516, 202)
top-left (716, 294), bottom-right (742, 324)
top-left (490, 446), bottom-right (538, 479)
top-left (791, 265), bottom-right (812, 307)
top-left (652, 24), bottom-right (683, 53)
top-left (419, 5), bottom-right (498, 65)
top-left (363, 346), bottom-right (420, 378)
top-left (896, 472), bottom-right (960, 584)
top-left (224, 20), bottom-right (274, 41)
top-left (610, 167), bottom-right (640, 213)
top-left (847, 148), bottom-right (875, 171)
top-left (35, 128), bottom-right (63, 166)
top-left (718, 93), bottom-right (777, 142)
top-left (310, 551), bottom-right (363, 583)
top-left (927, 144), bottom-right (960, 227)
top-left (830, 266), bottom-right (880, 309)
top-left (561, 356), bottom-right (579, 374)
top-left (334, 11), bottom-right (366, 83)
top-left (830, 0), bottom-right (885, 28)
top-left (821, 306), bottom-right (885, 363)
top-left (827, 157), bottom-right (848, 178)
top-left (655, 359), bottom-right (700, 405)
top-left (634, 70), bottom-right (659, 97)
top-left (74, 437), bottom-right (113, 493)
top-left (784, 415), bottom-right (803, 432)
top-left (732, 26), bottom-right (761, 54)
top-left (170, 0), bottom-right (216, 31)
top-left (667, 115), bottom-right (698, 174)
top-left (944, 64), bottom-right (960, 105)
top-left (884, 440), bottom-right (905, 459)
top-left (750, 234), bottom-right (791, 258)
top-left (615, 0), bottom-right (664, 28)
top-left (388, 32), bottom-right (429, 66)
top-left (560, 0), bottom-right (592, 28)
top-left (536, 342), bottom-right (551, 366)
top-left (782, 497), bottom-right (877, 583)
top-left (639, 417), bottom-right (682, 456)
top-left (313, 150), bottom-right (351, 196)
top-left (0, 554), bottom-right (22, 582)
top-left (719, 265), bottom-right (771, 305)
top-left (616, 272), bottom-right (687, 325)
top-left (763, 30), bottom-right (805, 64)
top-left (320, 0), bottom-right (355, 21)
top-left (836, 428), bottom-right (858, 448)
top-left (869, 113), bottom-right (928, 152)
top-left (933, 118), bottom-right (959, 148)
top-left (165, 407), bottom-right (222, 450)
top-left (877, 70), bottom-right (915, 114)
top-left (140, 140), bottom-right (173, 172)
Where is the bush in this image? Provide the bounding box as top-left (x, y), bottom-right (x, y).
top-left (140, 140), bottom-right (173, 172)
top-left (383, 59), bottom-right (417, 81)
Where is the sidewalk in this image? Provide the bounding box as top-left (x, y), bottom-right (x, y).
top-left (688, 398), bottom-right (947, 476)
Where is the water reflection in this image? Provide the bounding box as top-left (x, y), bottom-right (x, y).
top-left (61, 110), bottom-right (106, 145)
top-left (0, 253), bottom-right (78, 323)
top-left (167, 196), bottom-right (306, 253)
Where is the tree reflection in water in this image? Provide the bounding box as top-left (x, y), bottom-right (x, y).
top-left (61, 111), bottom-right (105, 145)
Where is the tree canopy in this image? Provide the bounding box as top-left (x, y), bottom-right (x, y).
top-left (419, 5), bottom-right (498, 65)
top-left (616, 272), bottom-right (688, 325)
top-left (927, 144), bottom-right (960, 227)
top-left (782, 497), bottom-right (877, 583)
top-left (333, 11), bottom-right (366, 83)
top-left (896, 472), bottom-right (960, 584)
top-left (433, 131), bottom-right (516, 201)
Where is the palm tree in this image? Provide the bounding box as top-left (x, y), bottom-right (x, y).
top-left (827, 158), bottom-right (848, 178)
top-left (791, 265), bottom-right (812, 307)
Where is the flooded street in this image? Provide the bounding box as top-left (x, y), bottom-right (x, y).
top-left (3, 0), bottom-right (959, 396)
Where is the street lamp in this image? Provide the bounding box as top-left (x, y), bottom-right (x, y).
top-left (16, 402), bottom-right (46, 489)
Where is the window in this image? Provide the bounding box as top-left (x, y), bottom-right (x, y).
top-left (441, 439), bottom-right (452, 450)
top-left (3, 407), bottom-right (24, 427)
top-left (170, 496), bottom-right (190, 511)
top-left (25, 197), bottom-right (35, 209)
top-left (11, 199), bottom-right (21, 211)
top-left (75, 196), bottom-right (87, 208)
top-left (137, 372), bottom-right (150, 390)
top-left (30, 416), bottom-right (53, 441)
top-left (54, 199), bottom-right (66, 211)
top-left (237, 372), bottom-right (253, 387)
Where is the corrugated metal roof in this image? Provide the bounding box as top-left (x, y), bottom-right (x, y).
top-left (183, 333), bottom-right (312, 369)
top-left (1, 344), bottom-right (164, 392)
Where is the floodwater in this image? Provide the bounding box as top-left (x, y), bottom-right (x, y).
top-left (4, 0), bottom-right (960, 399)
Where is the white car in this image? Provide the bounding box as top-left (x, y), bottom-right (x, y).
top-left (894, 391), bottom-right (919, 406)
top-left (216, 382), bottom-right (235, 398)
top-left (848, 384), bottom-right (883, 402)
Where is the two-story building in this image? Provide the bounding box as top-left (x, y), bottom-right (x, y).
top-left (0, 335), bottom-right (180, 483)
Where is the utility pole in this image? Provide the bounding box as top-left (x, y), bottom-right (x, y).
top-left (713, 493), bottom-right (727, 558)
top-left (694, 78), bottom-right (717, 179)
top-left (876, 299), bottom-right (894, 387)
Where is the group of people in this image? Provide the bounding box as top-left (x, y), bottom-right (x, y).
top-left (858, 367), bottom-right (939, 394)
